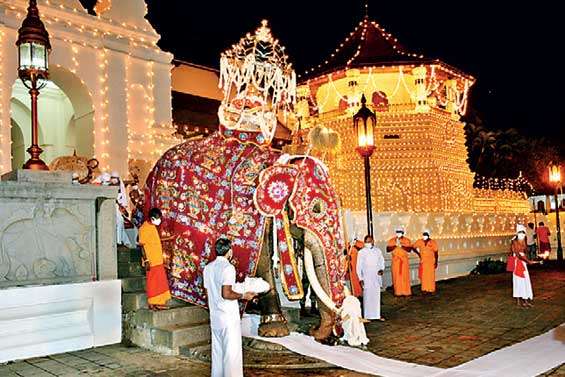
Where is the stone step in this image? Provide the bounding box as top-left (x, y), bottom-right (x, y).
top-left (179, 340), bottom-right (211, 359)
top-left (122, 292), bottom-right (195, 312)
top-left (118, 261), bottom-right (145, 278)
top-left (123, 292), bottom-right (147, 311)
top-left (153, 322), bottom-right (211, 350)
top-left (121, 277), bottom-right (146, 293)
top-left (131, 305), bottom-right (209, 328)
top-left (117, 245), bottom-right (143, 262)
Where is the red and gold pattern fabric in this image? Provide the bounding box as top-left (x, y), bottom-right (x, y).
top-left (145, 131), bottom-right (279, 307)
top-left (255, 164), bottom-right (303, 299)
top-left (289, 158), bottom-right (347, 306)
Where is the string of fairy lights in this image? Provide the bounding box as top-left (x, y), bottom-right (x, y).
top-left (0, 27), bottom-right (5, 172)
top-left (0, 1), bottom-right (176, 175)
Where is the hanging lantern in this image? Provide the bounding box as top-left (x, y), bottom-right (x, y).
top-left (353, 94), bottom-right (376, 155)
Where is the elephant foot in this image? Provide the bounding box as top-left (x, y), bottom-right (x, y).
top-left (258, 313), bottom-right (289, 337)
top-left (309, 321), bottom-right (332, 341)
top-left (258, 321), bottom-right (290, 337)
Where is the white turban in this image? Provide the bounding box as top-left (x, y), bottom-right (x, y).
top-left (395, 226), bottom-right (405, 233)
top-left (516, 224), bottom-right (526, 233)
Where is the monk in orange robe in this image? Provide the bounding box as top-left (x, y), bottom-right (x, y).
top-left (347, 239), bottom-right (365, 297)
top-left (413, 230), bottom-right (439, 293)
top-left (386, 227), bottom-right (413, 296)
top-left (139, 208), bottom-right (172, 310)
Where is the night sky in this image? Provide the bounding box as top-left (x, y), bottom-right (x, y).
top-left (84, 1), bottom-right (564, 143)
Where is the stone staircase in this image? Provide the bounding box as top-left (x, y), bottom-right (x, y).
top-left (118, 246), bottom-right (211, 355)
top-left (118, 246), bottom-right (301, 356)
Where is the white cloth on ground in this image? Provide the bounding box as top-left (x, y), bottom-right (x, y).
top-left (356, 246), bottom-right (385, 319)
top-left (430, 324), bottom-right (565, 377)
top-left (241, 314), bottom-right (565, 377)
top-left (340, 295), bottom-right (369, 346)
top-left (513, 258), bottom-right (533, 300)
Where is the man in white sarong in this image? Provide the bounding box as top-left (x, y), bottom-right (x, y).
top-left (356, 235), bottom-right (386, 321)
top-left (204, 238), bottom-right (257, 377)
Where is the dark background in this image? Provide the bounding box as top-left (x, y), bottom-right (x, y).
top-left (80, 0), bottom-right (563, 145)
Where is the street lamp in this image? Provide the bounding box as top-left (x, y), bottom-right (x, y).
top-left (353, 94), bottom-right (376, 237)
top-left (16, 0), bottom-right (51, 170)
top-left (549, 164), bottom-right (563, 262)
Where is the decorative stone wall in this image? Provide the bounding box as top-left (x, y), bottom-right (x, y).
top-left (0, 170), bottom-right (117, 287)
top-left (0, 170), bottom-right (121, 363)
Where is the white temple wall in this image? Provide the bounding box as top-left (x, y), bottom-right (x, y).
top-left (343, 210), bottom-right (533, 285)
top-left (0, 0), bottom-right (174, 177)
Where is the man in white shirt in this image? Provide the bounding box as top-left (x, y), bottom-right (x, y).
top-left (203, 238), bottom-right (256, 377)
top-left (356, 235), bottom-right (386, 321)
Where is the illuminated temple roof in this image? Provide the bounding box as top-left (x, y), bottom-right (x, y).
top-left (300, 16), bottom-right (472, 81)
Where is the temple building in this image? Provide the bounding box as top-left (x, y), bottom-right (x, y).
top-left (293, 15), bottom-right (532, 275)
top-left (295, 15), bottom-right (529, 215)
top-left (0, 0), bottom-right (176, 177)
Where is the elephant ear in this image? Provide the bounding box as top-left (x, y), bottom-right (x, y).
top-left (254, 164), bottom-right (299, 216)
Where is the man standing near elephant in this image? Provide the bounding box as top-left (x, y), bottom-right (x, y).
top-left (357, 235), bottom-right (385, 321)
top-left (386, 227), bottom-right (413, 296)
top-left (204, 238), bottom-right (257, 377)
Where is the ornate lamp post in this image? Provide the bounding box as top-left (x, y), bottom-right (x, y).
top-left (353, 94), bottom-right (376, 237)
top-left (16, 0), bottom-right (51, 170)
top-left (549, 164), bottom-right (563, 262)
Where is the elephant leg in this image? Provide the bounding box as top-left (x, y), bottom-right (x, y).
top-left (256, 218), bottom-right (289, 337)
top-left (304, 231), bottom-right (335, 341)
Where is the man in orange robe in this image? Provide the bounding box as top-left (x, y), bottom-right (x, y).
top-left (386, 227), bottom-right (413, 296)
top-left (347, 239), bottom-right (364, 297)
top-left (413, 230), bottom-right (439, 293)
top-left (139, 208), bottom-right (172, 310)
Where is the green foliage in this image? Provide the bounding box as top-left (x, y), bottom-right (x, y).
top-left (463, 109), bottom-right (563, 194)
top-left (470, 258), bottom-right (506, 275)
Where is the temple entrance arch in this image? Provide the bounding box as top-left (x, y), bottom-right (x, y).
top-left (10, 65), bottom-right (94, 170)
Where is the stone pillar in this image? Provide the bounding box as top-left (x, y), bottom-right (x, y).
top-left (97, 197), bottom-right (117, 280)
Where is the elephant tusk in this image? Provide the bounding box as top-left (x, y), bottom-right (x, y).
top-left (303, 247), bottom-right (338, 314)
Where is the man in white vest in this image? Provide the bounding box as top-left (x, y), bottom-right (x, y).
top-left (356, 235), bottom-right (386, 321)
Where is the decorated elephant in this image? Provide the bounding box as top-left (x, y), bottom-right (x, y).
top-left (144, 21), bottom-right (347, 341)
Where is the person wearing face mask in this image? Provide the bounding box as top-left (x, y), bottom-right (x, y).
top-left (386, 227), bottom-right (413, 296)
top-left (413, 230), bottom-right (439, 294)
top-left (356, 235), bottom-right (386, 321)
top-left (511, 224), bottom-right (536, 308)
top-left (204, 238), bottom-right (257, 377)
top-left (138, 208), bottom-right (171, 311)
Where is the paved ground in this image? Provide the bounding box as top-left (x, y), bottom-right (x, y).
top-left (1, 264), bottom-right (564, 377)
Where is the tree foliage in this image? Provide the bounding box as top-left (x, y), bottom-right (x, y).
top-left (463, 109), bottom-right (562, 194)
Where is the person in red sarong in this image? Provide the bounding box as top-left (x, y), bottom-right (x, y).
top-left (139, 208), bottom-right (172, 310)
top-left (536, 221), bottom-right (551, 259)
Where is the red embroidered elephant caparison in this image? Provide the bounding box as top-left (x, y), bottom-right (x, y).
top-left (145, 127), bottom-right (346, 308)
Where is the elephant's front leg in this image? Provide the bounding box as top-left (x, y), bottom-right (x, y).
top-left (255, 218), bottom-right (290, 337)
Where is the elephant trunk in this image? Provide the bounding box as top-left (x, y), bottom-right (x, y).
top-left (303, 230), bottom-right (337, 341)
